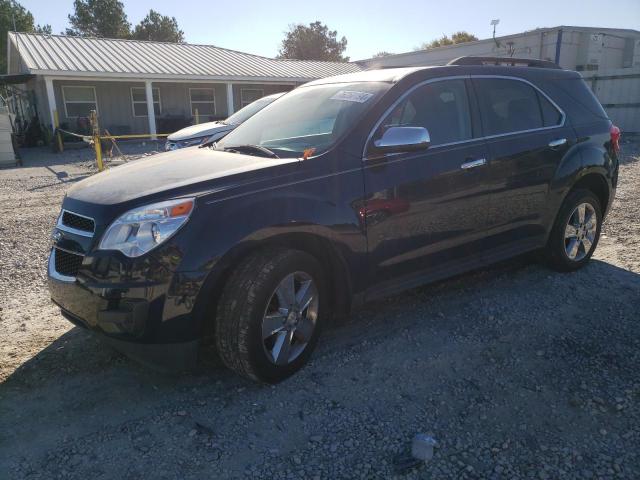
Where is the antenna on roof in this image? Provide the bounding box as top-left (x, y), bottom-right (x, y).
top-left (491, 19), bottom-right (500, 48)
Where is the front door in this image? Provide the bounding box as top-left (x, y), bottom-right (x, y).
top-left (362, 78), bottom-right (492, 295)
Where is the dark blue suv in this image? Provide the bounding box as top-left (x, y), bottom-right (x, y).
top-left (48, 57), bottom-right (620, 382)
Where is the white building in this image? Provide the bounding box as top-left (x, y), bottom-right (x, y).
top-left (358, 26), bottom-right (640, 132)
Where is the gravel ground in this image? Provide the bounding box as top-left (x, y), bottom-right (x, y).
top-left (1, 138), bottom-right (639, 479)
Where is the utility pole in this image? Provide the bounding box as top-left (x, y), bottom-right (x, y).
top-left (491, 19), bottom-right (501, 49)
top-left (11, 0), bottom-right (17, 31)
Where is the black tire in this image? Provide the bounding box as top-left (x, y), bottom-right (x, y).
top-left (544, 189), bottom-right (602, 272)
top-left (215, 248), bottom-right (326, 383)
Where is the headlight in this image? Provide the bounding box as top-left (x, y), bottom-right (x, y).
top-left (99, 198), bottom-right (194, 257)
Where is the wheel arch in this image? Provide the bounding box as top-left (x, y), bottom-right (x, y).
top-left (194, 230), bottom-right (354, 341)
top-left (569, 172), bottom-right (610, 216)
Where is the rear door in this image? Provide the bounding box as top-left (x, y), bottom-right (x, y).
top-left (363, 78), bottom-right (493, 293)
top-left (472, 76), bottom-right (574, 253)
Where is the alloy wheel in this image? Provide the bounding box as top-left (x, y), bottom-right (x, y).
top-left (564, 202), bottom-right (597, 261)
top-left (261, 271), bottom-right (319, 366)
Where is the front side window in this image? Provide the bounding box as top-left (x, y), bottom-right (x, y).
top-left (190, 88), bottom-right (216, 116)
top-left (474, 78), bottom-right (558, 136)
top-left (240, 88), bottom-right (264, 108)
top-left (216, 82), bottom-right (391, 158)
top-left (375, 79), bottom-right (473, 146)
top-left (131, 87), bottom-right (161, 117)
top-left (62, 86), bottom-right (97, 118)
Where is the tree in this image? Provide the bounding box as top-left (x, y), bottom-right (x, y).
top-left (132, 10), bottom-right (184, 42)
top-left (278, 21), bottom-right (348, 62)
top-left (66, 0), bottom-right (130, 38)
top-left (372, 51), bottom-right (393, 58)
top-left (451, 31), bottom-right (478, 44)
top-left (35, 24), bottom-right (52, 34)
top-left (0, 0), bottom-right (35, 72)
top-left (416, 31), bottom-right (478, 51)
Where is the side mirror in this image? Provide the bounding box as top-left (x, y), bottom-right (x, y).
top-left (371, 126), bottom-right (431, 155)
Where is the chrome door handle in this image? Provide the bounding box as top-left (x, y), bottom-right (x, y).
top-left (460, 158), bottom-right (486, 170)
top-left (548, 138), bottom-right (567, 148)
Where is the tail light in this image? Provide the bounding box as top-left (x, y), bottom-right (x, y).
top-left (610, 125), bottom-right (621, 154)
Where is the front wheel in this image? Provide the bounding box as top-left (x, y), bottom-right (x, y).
top-left (544, 189), bottom-right (602, 272)
top-left (215, 248), bottom-right (326, 383)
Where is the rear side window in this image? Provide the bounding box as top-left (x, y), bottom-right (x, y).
top-left (378, 79), bottom-right (473, 146)
top-left (474, 78), bottom-right (561, 136)
top-left (537, 91), bottom-right (563, 126)
top-left (540, 77), bottom-right (607, 126)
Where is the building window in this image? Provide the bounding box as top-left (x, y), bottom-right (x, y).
top-left (240, 88), bottom-right (264, 108)
top-left (189, 88), bottom-right (216, 116)
top-left (62, 85), bottom-right (97, 118)
top-left (131, 87), bottom-right (161, 117)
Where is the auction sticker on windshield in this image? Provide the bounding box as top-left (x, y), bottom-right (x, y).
top-left (330, 91), bottom-right (374, 103)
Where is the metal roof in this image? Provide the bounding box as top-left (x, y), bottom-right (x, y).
top-left (8, 32), bottom-right (362, 82)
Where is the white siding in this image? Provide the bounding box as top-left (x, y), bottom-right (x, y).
top-left (582, 68), bottom-right (640, 133)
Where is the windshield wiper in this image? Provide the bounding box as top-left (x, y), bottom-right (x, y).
top-left (223, 144), bottom-right (279, 158)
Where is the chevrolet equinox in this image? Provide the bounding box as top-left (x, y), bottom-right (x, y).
top-left (48, 57), bottom-right (620, 383)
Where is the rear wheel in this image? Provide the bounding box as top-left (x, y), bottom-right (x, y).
top-left (544, 189), bottom-right (602, 272)
top-left (215, 248), bottom-right (326, 383)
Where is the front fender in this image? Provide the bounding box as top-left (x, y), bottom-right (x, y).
top-left (186, 187), bottom-right (361, 270)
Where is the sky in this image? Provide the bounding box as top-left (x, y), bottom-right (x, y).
top-left (19, 0), bottom-right (640, 60)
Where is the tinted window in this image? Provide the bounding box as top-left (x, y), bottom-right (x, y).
top-left (474, 78), bottom-right (545, 135)
top-left (537, 91), bottom-right (563, 126)
top-left (540, 77), bottom-right (607, 126)
top-left (378, 79), bottom-right (472, 146)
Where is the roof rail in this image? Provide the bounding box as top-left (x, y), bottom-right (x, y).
top-left (447, 56), bottom-right (562, 69)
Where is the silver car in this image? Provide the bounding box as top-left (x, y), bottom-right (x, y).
top-left (165, 92), bottom-right (286, 150)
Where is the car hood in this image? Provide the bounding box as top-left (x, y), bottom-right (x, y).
top-left (167, 122), bottom-right (234, 141)
top-left (66, 147), bottom-right (297, 206)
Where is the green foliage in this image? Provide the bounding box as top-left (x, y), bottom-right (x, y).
top-left (417, 31), bottom-right (478, 51)
top-left (35, 24), bottom-right (52, 34)
top-left (0, 0), bottom-right (35, 72)
top-left (451, 31), bottom-right (478, 44)
top-left (131, 10), bottom-right (184, 43)
top-left (372, 51), bottom-right (393, 58)
top-left (278, 21), bottom-right (348, 62)
top-left (66, 0), bottom-right (130, 38)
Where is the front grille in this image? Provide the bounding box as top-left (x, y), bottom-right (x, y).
top-left (61, 211), bottom-right (95, 234)
top-left (54, 248), bottom-right (84, 277)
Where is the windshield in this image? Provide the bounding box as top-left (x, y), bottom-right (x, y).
top-left (225, 95), bottom-right (281, 126)
top-left (216, 82), bottom-right (390, 158)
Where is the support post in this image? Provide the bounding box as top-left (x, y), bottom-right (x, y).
top-left (44, 77), bottom-right (56, 131)
top-left (90, 110), bottom-right (104, 171)
top-left (53, 110), bottom-right (63, 153)
top-left (145, 80), bottom-right (157, 140)
top-left (554, 28), bottom-right (563, 66)
top-left (226, 83), bottom-right (234, 116)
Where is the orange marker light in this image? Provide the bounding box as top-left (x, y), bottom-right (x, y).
top-left (170, 200), bottom-right (194, 217)
top-left (302, 148), bottom-right (316, 160)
